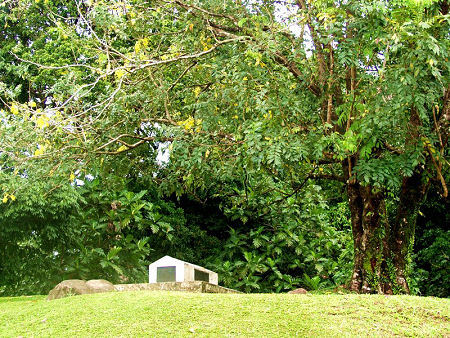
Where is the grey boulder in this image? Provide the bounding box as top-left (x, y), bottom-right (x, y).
top-left (47, 279), bottom-right (116, 300)
top-left (86, 279), bottom-right (115, 293)
top-left (47, 279), bottom-right (92, 300)
top-left (288, 288), bottom-right (308, 294)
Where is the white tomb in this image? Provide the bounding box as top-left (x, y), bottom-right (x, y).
top-left (148, 255), bottom-right (218, 285)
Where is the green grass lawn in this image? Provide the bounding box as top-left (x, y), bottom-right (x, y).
top-left (0, 291), bottom-right (448, 337)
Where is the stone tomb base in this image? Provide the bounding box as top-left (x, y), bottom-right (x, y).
top-left (114, 281), bottom-right (240, 294)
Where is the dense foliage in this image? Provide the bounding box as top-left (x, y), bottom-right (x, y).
top-left (0, 0), bottom-right (448, 296)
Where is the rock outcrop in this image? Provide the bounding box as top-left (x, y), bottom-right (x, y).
top-left (47, 279), bottom-right (93, 300)
top-left (287, 288), bottom-right (308, 294)
top-left (114, 281), bottom-right (240, 293)
top-left (48, 279), bottom-right (116, 300)
top-left (86, 279), bottom-right (115, 293)
top-left (48, 280), bottom-right (239, 300)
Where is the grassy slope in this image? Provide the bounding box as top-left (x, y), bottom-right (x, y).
top-left (0, 292), bottom-right (448, 337)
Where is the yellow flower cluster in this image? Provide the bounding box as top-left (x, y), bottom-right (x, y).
top-left (10, 104), bottom-right (19, 115)
top-left (263, 110), bottom-right (273, 119)
top-left (200, 37), bottom-right (212, 52)
top-left (2, 193), bottom-right (16, 203)
top-left (34, 143), bottom-right (49, 157)
top-left (35, 115), bottom-right (49, 129)
top-left (177, 116), bottom-right (202, 132)
top-left (134, 37), bottom-right (149, 54)
top-left (115, 69), bottom-right (126, 80)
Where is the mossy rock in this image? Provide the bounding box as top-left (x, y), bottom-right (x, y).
top-left (47, 280), bottom-right (92, 300)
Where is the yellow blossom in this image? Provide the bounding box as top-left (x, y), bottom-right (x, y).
top-left (177, 116), bottom-right (201, 131)
top-left (134, 38), bottom-right (149, 53)
top-left (36, 115), bottom-right (49, 129)
top-left (10, 104), bottom-right (19, 115)
top-left (34, 145), bottom-right (46, 157)
top-left (116, 145), bottom-right (128, 152)
top-left (263, 110), bottom-right (273, 119)
top-left (115, 69), bottom-right (126, 80)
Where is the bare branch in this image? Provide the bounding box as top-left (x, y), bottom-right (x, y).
top-left (10, 52), bottom-right (99, 72)
top-left (309, 173), bottom-right (346, 182)
top-left (168, 62), bottom-right (197, 92)
top-left (173, 0), bottom-right (239, 25)
top-left (95, 134), bottom-right (173, 155)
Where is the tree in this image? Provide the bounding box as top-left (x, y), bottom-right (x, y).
top-left (1, 0), bottom-right (448, 294)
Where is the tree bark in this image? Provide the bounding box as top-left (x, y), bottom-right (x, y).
top-left (389, 170), bottom-right (427, 293)
top-left (344, 157), bottom-right (427, 294)
top-left (344, 157), bottom-right (388, 293)
top-left (386, 106), bottom-right (427, 293)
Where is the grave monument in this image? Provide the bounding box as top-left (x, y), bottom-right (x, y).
top-left (148, 255), bottom-right (218, 285)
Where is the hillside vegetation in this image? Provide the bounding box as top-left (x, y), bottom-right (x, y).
top-left (1, 292), bottom-right (448, 337)
top-left (1, 0), bottom-right (449, 298)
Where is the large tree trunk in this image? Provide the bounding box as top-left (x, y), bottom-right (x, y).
top-left (387, 106), bottom-right (428, 293)
top-left (390, 170), bottom-right (427, 293)
top-left (344, 156), bottom-right (427, 294)
top-left (343, 101), bottom-right (430, 294)
top-left (345, 158), bottom-right (389, 293)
